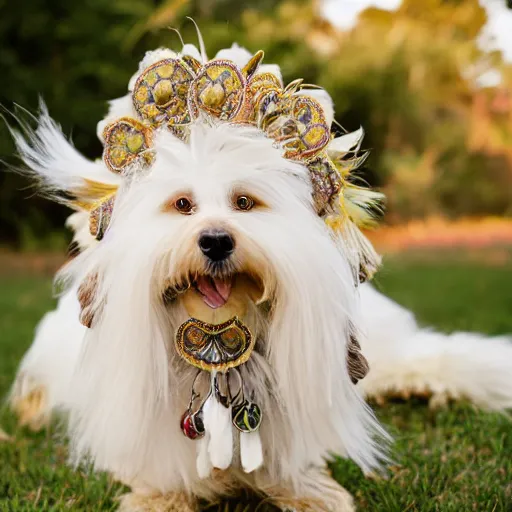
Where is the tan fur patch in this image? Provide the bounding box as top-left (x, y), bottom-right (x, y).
top-left (12, 385), bottom-right (49, 431)
top-left (118, 491), bottom-right (197, 512)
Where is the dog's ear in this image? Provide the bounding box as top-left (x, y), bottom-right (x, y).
top-left (11, 102), bottom-right (121, 211)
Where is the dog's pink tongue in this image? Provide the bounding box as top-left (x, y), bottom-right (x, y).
top-left (196, 276), bottom-right (233, 309)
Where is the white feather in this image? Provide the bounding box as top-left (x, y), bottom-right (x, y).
top-left (181, 43), bottom-right (203, 63)
top-left (240, 431), bottom-right (264, 474)
top-left (196, 435), bottom-right (213, 479)
top-left (328, 126), bottom-right (365, 156)
top-left (202, 393), bottom-right (233, 470)
top-left (215, 44), bottom-right (252, 68)
top-left (12, 104), bottom-right (121, 195)
top-left (256, 64), bottom-right (283, 84)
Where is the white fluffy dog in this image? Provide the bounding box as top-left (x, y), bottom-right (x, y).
top-left (8, 43), bottom-right (512, 511)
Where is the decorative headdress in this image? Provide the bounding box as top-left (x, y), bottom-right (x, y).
top-left (85, 48), bottom-right (383, 283)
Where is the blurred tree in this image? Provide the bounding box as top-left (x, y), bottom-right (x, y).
top-left (0, 0), bottom-right (167, 247)
top-left (0, 0), bottom-right (303, 247)
top-left (315, 0), bottom-right (512, 219)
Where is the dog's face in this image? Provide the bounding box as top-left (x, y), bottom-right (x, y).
top-left (81, 121), bottom-right (344, 331)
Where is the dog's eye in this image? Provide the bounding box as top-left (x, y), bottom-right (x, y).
top-left (175, 197), bottom-right (194, 214)
top-left (235, 195), bottom-right (254, 211)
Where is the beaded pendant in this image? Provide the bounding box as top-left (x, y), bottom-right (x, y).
top-left (175, 316), bottom-right (263, 476)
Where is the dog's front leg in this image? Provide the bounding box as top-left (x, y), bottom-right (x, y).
top-left (262, 466), bottom-right (355, 512)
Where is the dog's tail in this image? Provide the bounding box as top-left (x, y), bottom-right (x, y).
top-left (358, 284), bottom-right (512, 410)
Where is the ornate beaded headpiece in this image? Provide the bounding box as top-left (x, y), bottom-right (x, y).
top-left (86, 47), bottom-right (382, 282)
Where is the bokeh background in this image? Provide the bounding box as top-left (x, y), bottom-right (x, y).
top-left (1, 1), bottom-right (512, 511)
top-left (1, 0), bottom-right (512, 250)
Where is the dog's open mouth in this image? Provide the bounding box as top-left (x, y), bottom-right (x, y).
top-left (164, 272), bottom-right (264, 310)
top-left (195, 275), bottom-right (232, 309)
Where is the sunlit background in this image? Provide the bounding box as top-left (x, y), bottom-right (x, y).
top-left (0, 2), bottom-right (511, 511)
top-left (1, 0), bottom-right (512, 251)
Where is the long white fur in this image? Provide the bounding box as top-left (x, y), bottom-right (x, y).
top-left (12, 116), bottom-right (385, 497)
top-left (9, 283), bottom-right (86, 421)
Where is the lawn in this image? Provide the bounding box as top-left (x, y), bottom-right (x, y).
top-left (0, 252), bottom-right (511, 511)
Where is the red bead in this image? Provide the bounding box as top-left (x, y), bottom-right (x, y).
top-left (180, 411), bottom-right (201, 440)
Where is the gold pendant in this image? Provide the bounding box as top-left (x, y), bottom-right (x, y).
top-left (175, 316), bottom-right (254, 372)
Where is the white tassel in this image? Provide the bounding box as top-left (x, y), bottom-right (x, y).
top-left (240, 431), bottom-right (263, 473)
top-left (202, 388), bottom-right (233, 470)
top-left (196, 434), bottom-right (212, 479)
top-left (208, 402), bottom-right (233, 469)
top-left (196, 396), bottom-right (213, 478)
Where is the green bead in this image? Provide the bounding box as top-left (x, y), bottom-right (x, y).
top-left (232, 401), bottom-right (262, 433)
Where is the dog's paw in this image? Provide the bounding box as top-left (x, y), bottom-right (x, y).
top-left (10, 376), bottom-right (50, 431)
top-left (119, 491), bottom-right (198, 512)
top-left (271, 497), bottom-right (355, 512)
top-left (266, 468), bottom-right (356, 512)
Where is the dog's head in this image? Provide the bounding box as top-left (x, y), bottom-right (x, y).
top-left (76, 121), bottom-right (318, 331)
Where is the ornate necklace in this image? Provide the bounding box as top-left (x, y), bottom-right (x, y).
top-left (173, 281), bottom-right (264, 477)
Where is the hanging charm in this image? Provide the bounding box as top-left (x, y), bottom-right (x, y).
top-left (175, 316), bottom-right (263, 477)
top-left (180, 372), bottom-right (206, 440)
top-left (232, 400), bottom-right (262, 433)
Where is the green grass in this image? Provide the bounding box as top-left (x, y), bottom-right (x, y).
top-left (0, 253), bottom-right (511, 511)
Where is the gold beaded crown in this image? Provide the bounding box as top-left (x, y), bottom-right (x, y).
top-left (88, 49), bottom-right (383, 282)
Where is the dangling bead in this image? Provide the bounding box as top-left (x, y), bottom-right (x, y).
top-left (178, 358), bottom-right (265, 474)
top-left (232, 400), bottom-right (262, 433)
top-left (180, 410), bottom-right (205, 440)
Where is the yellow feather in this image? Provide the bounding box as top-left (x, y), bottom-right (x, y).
top-left (70, 179), bottom-right (119, 212)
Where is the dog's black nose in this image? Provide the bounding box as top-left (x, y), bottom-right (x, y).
top-left (199, 230), bottom-right (235, 262)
